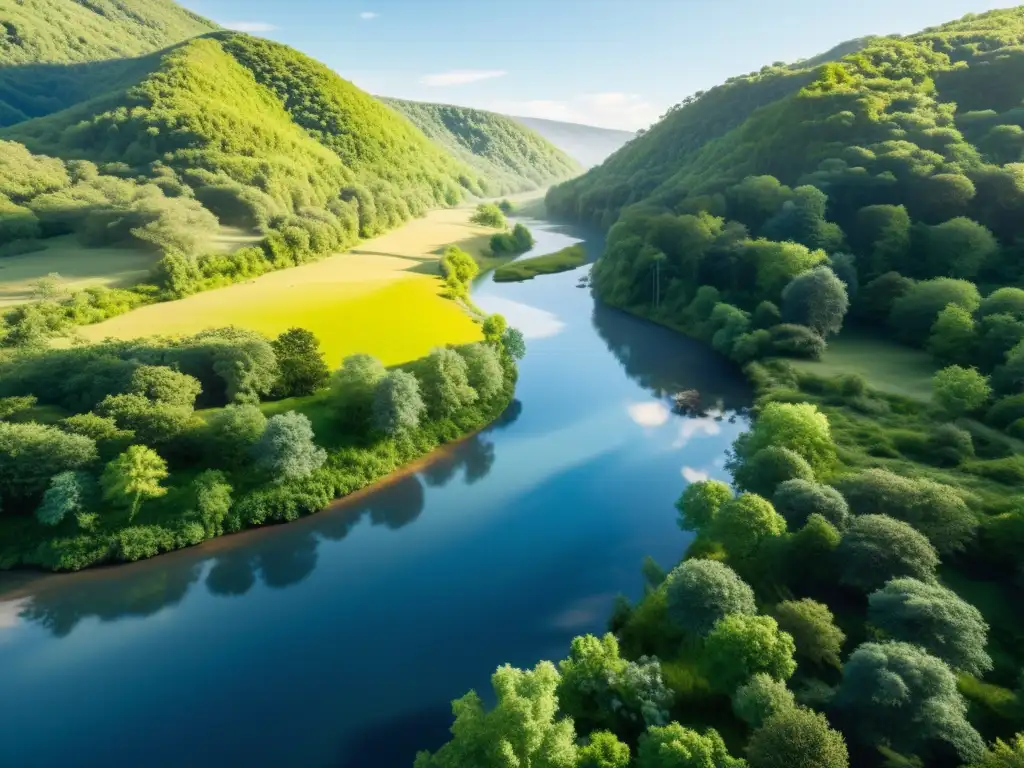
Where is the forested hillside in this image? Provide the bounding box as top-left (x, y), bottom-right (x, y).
top-left (511, 116), bottom-right (635, 168)
top-left (383, 99), bottom-right (581, 194)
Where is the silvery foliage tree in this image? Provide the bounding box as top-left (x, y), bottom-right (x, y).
top-left (254, 411), bottom-right (326, 482)
top-left (372, 370), bottom-right (426, 436)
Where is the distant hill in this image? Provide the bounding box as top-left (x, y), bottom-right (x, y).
top-left (382, 98), bottom-right (581, 195)
top-left (512, 116), bottom-right (635, 168)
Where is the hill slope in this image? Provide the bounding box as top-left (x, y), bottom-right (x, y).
top-left (512, 116), bottom-right (635, 168)
top-left (383, 98), bottom-right (581, 194)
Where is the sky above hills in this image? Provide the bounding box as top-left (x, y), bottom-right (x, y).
top-left (180, 0), bottom-right (1016, 130)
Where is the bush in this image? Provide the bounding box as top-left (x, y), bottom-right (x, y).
top-left (733, 673), bottom-right (796, 728)
top-left (772, 480), bottom-right (850, 530)
top-left (769, 324), bottom-right (826, 360)
top-left (987, 393), bottom-right (1024, 429)
top-left (837, 515), bottom-right (939, 592)
top-left (636, 723), bottom-right (744, 768)
top-left (663, 559), bottom-right (756, 636)
top-left (774, 598), bottom-right (845, 669)
top-left (890, 278), bottom-right (981, 346)
top-left (731, 401), bottom-right (836, 475)
top-left (676, 479), bottom-right (733, 531)
top-left (710, 493), bottom-right (787, 559)
top-left (733, 446), bottom-right (815, 498)
top-left (703, 614), bottom-right (797, 694)
top-left (933, 365), bottom-right (991, 417)
top-left (469, 203), bottom-right (507, 228)
top-left (930, 423), bottom-right (975, 465)
top-left (747, 708), bottom-right (849, 768)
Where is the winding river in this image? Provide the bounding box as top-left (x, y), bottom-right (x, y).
top-left (0, 218), bottom-right (750, 767)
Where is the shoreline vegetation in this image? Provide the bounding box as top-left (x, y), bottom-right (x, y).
top-left (493, 244), bottom-right (587, 283)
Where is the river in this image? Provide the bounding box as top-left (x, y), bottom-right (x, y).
top-left (0, 218), bottom-right (751, 767)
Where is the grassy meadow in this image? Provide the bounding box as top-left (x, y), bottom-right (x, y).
top-left (75, 209), bottom-right (492, 365)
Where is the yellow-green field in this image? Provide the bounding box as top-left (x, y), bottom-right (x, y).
top-left (0, 227), bottom-right (259, 307)
top-left (77, 209), bottom-right (491, 365)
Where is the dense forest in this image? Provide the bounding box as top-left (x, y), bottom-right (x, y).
top-left (413, 7), bottom-right (1024, 768)
top-left (384, 99), bottom-right (581, 194)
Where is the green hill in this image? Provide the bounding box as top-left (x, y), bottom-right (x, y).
top-left (510, 116), bottom-right (635, 168)
top-left (383, 98), bottom-right (581, 195)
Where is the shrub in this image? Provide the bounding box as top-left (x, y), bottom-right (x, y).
top-left (747, 708), bottom-right (849, 768)
top-left (769, 324), bottom-right (826, 360)
top-left (663, 559), bottom-right (756, 636)
top-left (781, 266), bottom-right (849, 338)
top-left (774, 599), bottom-right (845, 669)
top-left (636, 723), bottom-right (744, 768)
top-left (703, 614), bottom-right (797, 694)
top-left (469, 203), bottom-right (507, 228)
top-left (890, 278), bottom-right (981, 346)
top-left (930, 423), bottom-right (975, 465)
top-left (733, 446), bottom-right (814, 498)
top-left (710, 493), bottom-right (787, 559)
top-left (676, 479), bottom-right (733, 532)
top-left (732, 673), bottom-right (796, 728)
top-left (253, 411), bottom-right (326, 482)
top-left (731, 401), bottom-right (836, 475)
top-left (772, 480), bottom-right (849, 530)
top-left (933, 365), bottom-right (991, 417)
top-left (837, 515), bottom-right (939, 592)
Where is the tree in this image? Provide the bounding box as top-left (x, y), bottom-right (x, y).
top-left (828, 252), bottom-right (858, 299)
top-left (928, 303), bottom-right (977, 366)
top-left (730, 402), bottom-right (835, 475)
top-left (732, 673), bottom-right (796, 728)
top-left (129, 365), bottom-right (202, 407)
top-left (733, 447), bottom-right (814, 498)
top-left (773, 599), bottom-right (845, 669)
top-left (372, 370), bottom-right (426, 436)
top-left (744, 239), bottom-right (827, 299)
top-left (97, 393), bottom-right (199, 447)
top-left (206, 404), bottom-right (267, 468)
top-left (676, 479), bottom-right (733, 531)
top-left (194, 470), bottom-right (232, 538)
top-left (460, 343), bottom-right (505, 401)
top-left (440, 245), bottom-right (480, 295)
top-left (772, 480), bottom-right (849, 530)
top-left (890, 278), bottom-right (981, 346)
top-left (768, 324), bottom-right (825, 360)
top-left (834, 642), bottom-right (984, 764)
top-left (253, 411), bottom-right (326, 482)
top-left (579, 732), bottom-right (631, 768)
top-left (421, 347), bottom-right (478, 418)
top-left (747, 708), bottom-right (849, 768)
top-left (332, 354), bottom-right (386, 429)
top-left (469, 202), bottom-right (507, 228)
top-left (979, 287), bottom-right (1024, 320)
top-left (501, 327), bottom-right (526, 360)
top-left (781, 266), bottom-right (849, 338)
top-left (482, 314), bottom-right (508, 345)
top-left (35, 471), bottom-right (93, 526)
top-left (271, 328), bottom-right (330, 397)
top-left (933, 365), bottom-right (991, 417)
top-left (101, 445), bottom-right (169, 520)
top-left (663, 559), bottom-right (756, 636)
top-left (837, 515), bottom-right (939, 592)
top-left (854, 205), bottom-right (911, 277)
top-left (636, 723), bottom-right (745, 768)
top-left (978, 313), bottom-right (1024, 371)
top-left (967, 736), bottom-right (1024, 768)
top-left (413, 662), bottom-right (578, 768)
top-left (858, 271), bottom-right (914, 326)
top-left (834, 468), bottom-right (977, 555)
top-left (753, 301), bottom-right (782, 329)
top-left (0, 421), bottom-right (97, 502)
top-left (783, 513), bottom-right (842, 587)
top-left (922, 217), bottom-right (998, 279)
top-left (868, 578), bottom-right (991, 676)
top-left (703, 614), bottom-right (796, 694)
top-left (557, 633), bottom-right (672, 735)
top-left (710, 493), bottom-right (787, 559)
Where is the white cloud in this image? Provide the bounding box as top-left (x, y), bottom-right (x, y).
top-left (681, 466), bottom-right (710, 483)
top-left (472, 296), bottom-right (564, 339)
top-left (672, 417), bottom-right (721, 449)
top-left (491, 92), bottom-right (659, 131)
top-left (627, 401), bottom-right (671, 428)
top-left (360, 11), bottom-right (378, 19)
top-left (420, 69), bottom-right (507, 87)
top-left (222, 20), bottom-right (276, 32)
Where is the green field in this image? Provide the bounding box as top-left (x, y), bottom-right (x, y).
top-left (76, 209), bottom-right (486, 366)
top-left (493, 244), bottom-right (586, 282)
top-left (785, 329), bottom-right (939, 401)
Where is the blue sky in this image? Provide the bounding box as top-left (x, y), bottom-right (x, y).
top-left (179, 0), bottom-right (1015, 130)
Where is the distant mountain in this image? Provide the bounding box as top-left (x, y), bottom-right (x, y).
top-left (382, 98), bottom-right (581, 195)
top-left (512, 116), bottom-right (635, 168)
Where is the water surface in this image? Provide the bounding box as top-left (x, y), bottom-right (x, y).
top-left (0, 219), bottom-right (750, 767)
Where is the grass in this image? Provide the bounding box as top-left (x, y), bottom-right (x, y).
top-left (0, 227), bottom-right (259, 307)
top-left (75, 209), bottom-right (487, 366)
top-left (785, 328), bottom-right (939, 402)
top-left (492, 244), bottom-right (586, 282)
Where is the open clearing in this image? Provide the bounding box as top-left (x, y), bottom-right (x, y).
top-left (0, 227), bottom-right (259, 307)
top-left (76, 209), bottom-right (493, 366)
top-left (785, 328), bottom-right (939, 401)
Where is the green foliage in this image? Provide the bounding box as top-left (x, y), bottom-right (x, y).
top-left (421, 347), bottom-right (478, 419)
top-left (746, 708), bottom-right (849, 768)
top-left (440, 245), bottom-right (479, 297)
top-left (372, 370), bottom-right (426, 437)
top-left (980, 287), bottom-right (1024, 320)
top-left (966, 736), bottom-right (1024, 768)
top-left (732, 673), bottom-right (796, 729)
top-left (413, 662), bottom-right (578, 768)
top-left (730, 401), bottom-right (836, 475)
top-left (205, 405), bottom-right (267, 469)
top-left (833, 468), bottom-right (977, 555)
top-left (835, 641), bottom-right (984, 764)
top-left (501, 327), bottom-right (527, 360)
top-left (768, 324), bottom-right (826, 360)
top-left (773, 599), bottom-right (846, 669)
top-left (663, 559), bottom-right (756, 636)
top-left (470, 203), bottom-right (508, 228)
top-left (460, 343), bottom-right (505, 402)
top-left (635, 723), bottom-right (745, 768)
top-left (0, 421), bottom-right (96, 502)
top-left (493, 244), bottom-right (587, 283)
top-left (489, 223), bottom-right (536, 256)
top-left (781, 267), bottom-right (849, 338)
top-left (868, 577), bottom-right (992, 676)
top-left (35, 470), bottom-right (93, 526)
top-left (918, 217), bottom-right (999, 280)
top-left (194, 469), bottom-right (231, 538)
top-left (772, 480), bottom-right (850, 530)
top-left (858, 272), bottom-right (914, 326)
top-left (676, 479), bottom-right (733, 531)
top-left (837, 515), bottom-right (939, 592)
top-left (703, 614), bottom-right (796, 694)
top-left (97, 393), bottom-right (198, 447)
top-left (482, 314), bottom-right (508, 345)
top-left (129, 365), bottom-right (202, 408)
top-left (253, 411), bottom-right (326, 482)
top-left (579, 732), bottom-right (631, 768)
top-left (927, 303), bottom-right (977, 366)
top-left (332, 354), bottom-right (386, 430)
top-left (101, 444), bottom-right (168, 520)
top-left (710, 493), bottom-right (787, 559)
top-left (271, 329), bottom-right (329, 398)
top-left (890, 279), bottom-right (982, 346)
top-left (933, 365), bottom-right (992, 417)
top-left (732, 447), bottom-right (814, 498)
